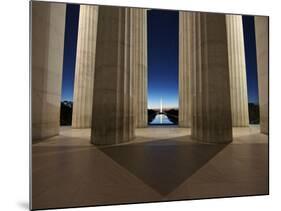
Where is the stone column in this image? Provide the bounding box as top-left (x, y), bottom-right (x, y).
top-left (179, 11), bottom-right (192, 127)
top-left (226, 15), bottom-right (249, 127)
top-left (131, 9), bottom-right (148, 128)
top-left (190, 12), bottom-right (233, 143)
top-left (72, 6), bottom-right (98, 128)
top-left (91, 6), bottom-right (134, 145)
top-left (31, 2), bottom-right (66, 142)
top-left (255, 16), bottom-right (269, 134)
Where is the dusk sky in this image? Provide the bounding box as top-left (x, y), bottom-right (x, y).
top-left (61, 4), bottom-right (80, 101)
top-left (61, 5), bottom-right (259, 108)
top-left (242, 15), bottom-right (259, 104)
top-left (147, 10), bottom-right (179, 109)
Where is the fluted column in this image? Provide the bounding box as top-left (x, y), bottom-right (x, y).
top-left (190, 12), bottom-right (232, 143)
top-left (32, 2), bottom-right (66, 142)
top-left (131, 9), bottom-right (148, 128)
top-left (226, 15), bottom-right (249, 127)
top-left (255, 16), bottom-right (269, 134)
top-left (91, 6), bottom-right (134, 145)
top-left (179, 11), bottom-right (192, 127)
top-left (72, 6), bottom-right (98, 128)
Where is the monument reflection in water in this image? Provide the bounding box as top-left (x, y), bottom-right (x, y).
top-left (150, 98), bottom-right (174, 125)
top-left (150, 114), bottom-right (174, 124)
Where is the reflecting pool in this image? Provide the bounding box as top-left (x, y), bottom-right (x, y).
top-left (150, 114), bottom-right (174, 125)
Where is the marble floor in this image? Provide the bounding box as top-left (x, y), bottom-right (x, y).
top-left (32, 125), bottom-right (268, 210)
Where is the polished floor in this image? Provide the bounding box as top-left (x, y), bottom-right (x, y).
top-left (32, 125), bottom-right (268, 210)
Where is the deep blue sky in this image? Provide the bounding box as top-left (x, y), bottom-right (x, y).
top-left (147, 10), bottom-right (179, 109)
top-left (61, 6), bottom-right (259, 107)
top-left (61, 4), bottom-right (80, 101)
top-left (243, 15), bottom-right (259, 104)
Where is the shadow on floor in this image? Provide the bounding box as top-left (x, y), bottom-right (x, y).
top-left (99, 136), bottom-right (228, 196)
top-left (31, 133), bottom-right (268, 209)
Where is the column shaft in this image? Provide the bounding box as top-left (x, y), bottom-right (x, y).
top-left (255, 16), bottom-right (269, 134)
top-left (226, 15), bottom-right (249, 127)
top-left (191, 13), bottom-right (233, 143)
top-left (131, 9), bottom-right (148, 128)
top-left (91, 6), bottom-right (134, 145)
top-left (72, 6), bottom-right (98, 128)
top-left (179, 11), bottom-right (192, 127)
top-left (32, 2), bottom-right (66, 142)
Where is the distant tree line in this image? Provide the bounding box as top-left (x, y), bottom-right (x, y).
top-left (248, 103), bottom-right (260, 124)
top-left (166, 109), bottom-right (178, 124)
top-left (60, 103), bottom-right (259, 126)
top-left (60, 101), bottom-right (73, 125)
top-left (147, 104), bottom-right (260, 126)
top-left (148, 109), bottom-right (157, 124)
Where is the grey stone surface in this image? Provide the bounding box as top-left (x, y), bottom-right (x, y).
top-left (255, 16), bottom-right (269, 134)
top-left (178, 11), bottom-right (192, 128)
top-left (189, 13), bottom-right (233, 143)
top-left (31, 2), bottom-right (66, 142)
top-left (226, 15), bottom-right (249, 127)
top-left (131, 9), bottom-right (148, 128)
top-left (91, 7), bottom-right (134, 145)
top-left (32, 126), bottom-right (268, 209)
top-left (72, 6), bottom-right (99, 128)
